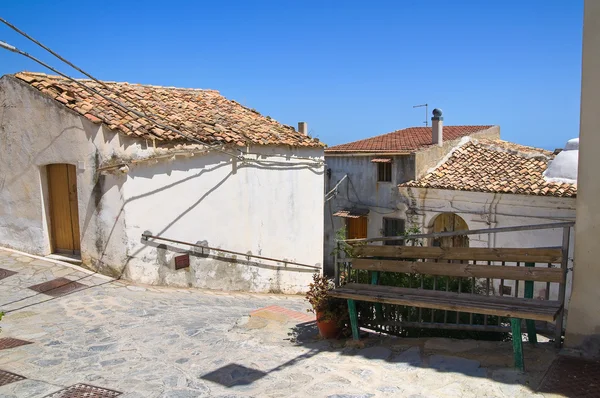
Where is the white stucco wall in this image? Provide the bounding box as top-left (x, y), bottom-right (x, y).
top-left (0, 75), bottom-right (131, 275)
top-left (0, 75), bottom-right (325, 293)
top-left (121, 146), bottom-right (324, 293)
top-left (399, 187), bottom-right (576, 309)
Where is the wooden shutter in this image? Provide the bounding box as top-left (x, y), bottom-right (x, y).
top-left (347, 217), bottom-right (368, 239)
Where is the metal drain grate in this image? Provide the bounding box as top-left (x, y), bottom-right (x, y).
top-left (0, 268), bottom-right (17, 281)
top-left (44, 383), bottom-right (122, 397)
top-left (28, 277), bottom-right (87, 297)
top-left (0, 369), bottom-right (26, 386)
top-left (538, 355), bottom-right (600, 397)
top-left (0, 337), bottom-right (33, 350)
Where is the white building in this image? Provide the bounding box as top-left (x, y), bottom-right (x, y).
top-left (323, 110), bottom-right (499, 273)
top-left (400, 138), bottom-right (577, 303)
top-left (0, 72), bottom-right (324, 293)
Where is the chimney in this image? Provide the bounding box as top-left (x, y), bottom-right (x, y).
top-left (431, 108), bottom-right (443, 146)
top-left (298, 121), bottom-right (308, 135)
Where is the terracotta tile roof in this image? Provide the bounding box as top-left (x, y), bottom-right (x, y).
top-left (325, 125), bottom-right (494, 153)
top-left (402, 139), bottom-right (577, 197)
top-left (12, 72), bottom-right (323, 148)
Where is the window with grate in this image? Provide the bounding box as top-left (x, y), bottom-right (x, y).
top-left (383, 218), bottom-right (405, 245)
top-left (377, 162), bottom-right (392, 182)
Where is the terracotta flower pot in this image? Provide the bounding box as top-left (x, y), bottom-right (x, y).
top-left (316, 311), bottom-right (340, 339)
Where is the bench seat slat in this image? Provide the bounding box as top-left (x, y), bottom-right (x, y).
top-left (330, 283), bottom-right (561, 322)
top-left (353, 246), bottom-right (562, 263)
top-left (338, 283), bottom-right (561, 307)
top-left (352, 259), bottom-right (565, 283)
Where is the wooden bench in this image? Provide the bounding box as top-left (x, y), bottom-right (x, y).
top-left (330, 245), bottom-right (567, 371)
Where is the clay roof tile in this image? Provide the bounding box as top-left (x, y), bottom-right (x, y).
top-left (12, 72), bottom-right (323, 148)
top-left (325, 125), bottom-right (495, 153)
top-left (401, 140), bottom-right (577, 198)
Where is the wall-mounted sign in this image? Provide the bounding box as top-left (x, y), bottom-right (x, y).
top-left (174, 254), bottom-right (190, 270)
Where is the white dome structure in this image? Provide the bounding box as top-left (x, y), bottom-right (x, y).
top-left (543, 138), bottom-right (579, 184)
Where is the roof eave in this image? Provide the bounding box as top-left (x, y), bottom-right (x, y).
top-left (399, 185), bottom-right (577, 198)
top-left (325, 150), bottom-right (414, 156)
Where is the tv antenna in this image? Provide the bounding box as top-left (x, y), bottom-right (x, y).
top-left (413, 103), bottom-right (428, 127)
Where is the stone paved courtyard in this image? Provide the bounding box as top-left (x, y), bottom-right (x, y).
top-left (0, 247), bottom-right (562, 397)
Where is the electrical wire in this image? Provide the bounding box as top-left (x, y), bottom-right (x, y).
top-left (0, 40), bottom-right (246, 160)
top-left (0, 18), bottom-right (257, 162)
top-left (0, 16), bottom-right (258, 159)
top-left (0, 22), bottom-right (323, 166)
top-left (325, 176), bottom-right (343, 201)
top-left (323, 172), bottom-right (398, 211)
top-left (3, 41), bottom-right (320, 166)
top-left (346, 175), bottom-right (398, 214)
top-left (325, 174), bottom-right (348, 200)
top-left (0, 17), bottom-right (116, 91)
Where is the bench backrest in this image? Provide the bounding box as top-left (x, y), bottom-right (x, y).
top-left (351, 245), bottom-right (565, 284)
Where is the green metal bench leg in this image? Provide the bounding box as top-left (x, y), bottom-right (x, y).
top-left (371, 272), bottom-right (383, 321)
top-left (525, 320), bottom-right (537, 345)
top-left (347, 299), bottom-right (360, 340)
top-left (511, 318), bottom-right (525, 371)
top-left (524, 262), bottom-right (538, 345)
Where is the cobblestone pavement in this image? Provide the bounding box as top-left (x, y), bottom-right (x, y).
top-left (0, 248), bottom-right (559, 397)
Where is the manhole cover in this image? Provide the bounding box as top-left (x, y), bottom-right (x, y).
top-left (0, 268), bottom-right (17, 280)
top-left (44, 383), bottom-right (122, 397)
top-left (28, 277), bottom-right (87, 297)
top-left (0, 369), bottom-right (26, 386)
top-left (538, 355), bottom-right (600, 397)
top-left (0, 337), bottom-right (33, 350)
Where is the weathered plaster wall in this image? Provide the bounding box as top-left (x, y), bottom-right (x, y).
top-left (399, 187), bottom-right (576, 308)
top-left (323, 154), bottom-right (414, 273)
top-left (120, 146), bottom-right (324, 294)
top-left (0, 75), bottom-right (325, 293)
top-left (565, 0), bottom-right (600, 356)
top-left (0, 76), bottom-right (131, 275)
top-left (414, 127), bottom-right (500, 179)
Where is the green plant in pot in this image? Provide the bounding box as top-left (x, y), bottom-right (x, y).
top-left (305, 273), bottom-right (349, 339)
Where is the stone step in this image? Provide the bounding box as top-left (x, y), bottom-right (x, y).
top-left (45, 253), bottom-right (82, 266)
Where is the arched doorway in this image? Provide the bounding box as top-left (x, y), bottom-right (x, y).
top-left (431, 213), bottom-right (469, 248)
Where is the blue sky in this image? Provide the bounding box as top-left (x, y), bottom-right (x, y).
top-left (0, 1), bottom-right (583, 150)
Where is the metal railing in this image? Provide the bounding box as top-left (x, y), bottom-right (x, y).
top-left (343, 221), bottom-right (575, 244)
top-left (141, 233), bottom-right (321, 270)
top-left (333, 222), bottom-right (574, 346)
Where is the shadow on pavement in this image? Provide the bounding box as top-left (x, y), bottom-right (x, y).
top-left (202, 318), bottom-right (557, 392)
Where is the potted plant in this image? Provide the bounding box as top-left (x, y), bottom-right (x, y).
top-left (305, 273), bottom-right (349, 339)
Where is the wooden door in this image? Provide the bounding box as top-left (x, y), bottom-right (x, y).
top-left (347, 217), bottom-right (368, 239)
top-left (432, 213), bottom-right (469, 248)
top-left (47, 164), bottom-right (80, 254)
